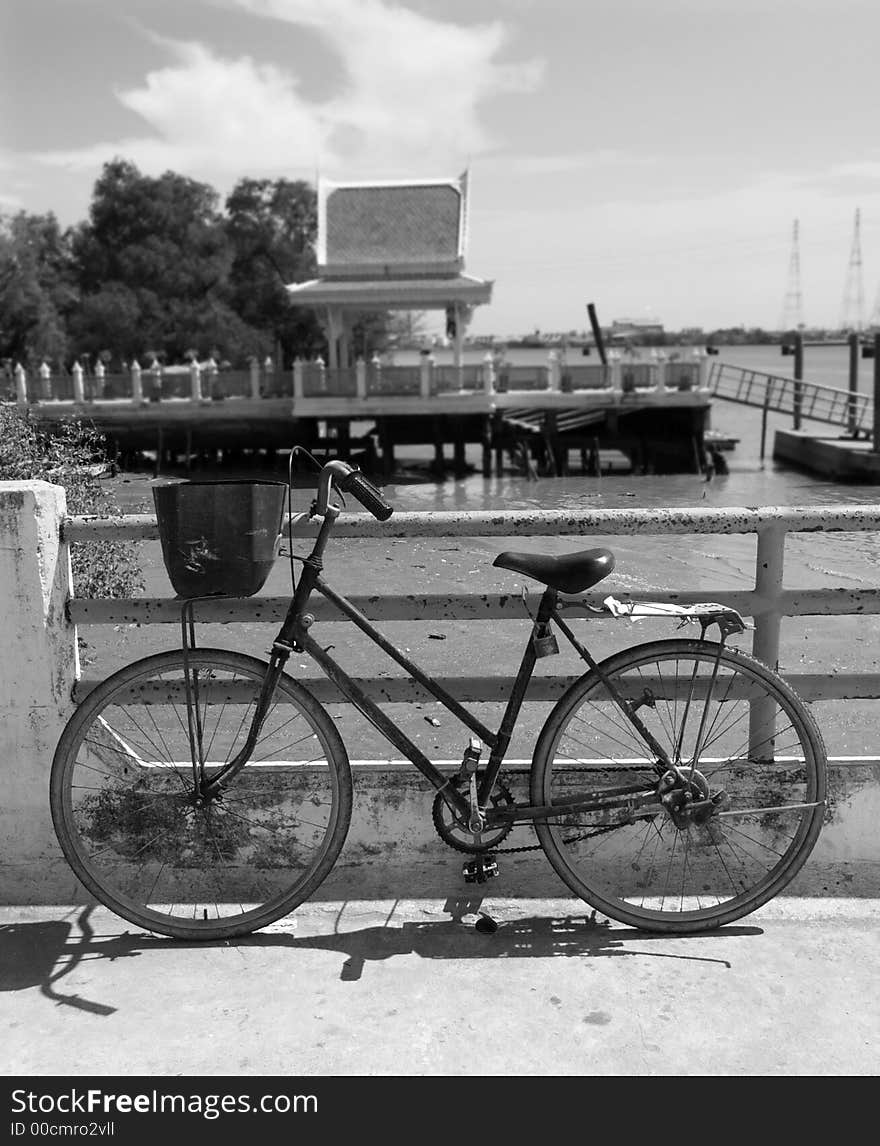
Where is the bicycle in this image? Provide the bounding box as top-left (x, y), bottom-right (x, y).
top-left (50, 455), bottom-right (828, 940)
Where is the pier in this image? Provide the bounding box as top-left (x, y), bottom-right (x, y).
top-left (707, 331), bottom-right (880, 481)
top-left (8, 354), bottom-right (713, 477)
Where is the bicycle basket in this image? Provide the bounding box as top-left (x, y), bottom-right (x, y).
top-left (152, 479), bottom-right (287, 598)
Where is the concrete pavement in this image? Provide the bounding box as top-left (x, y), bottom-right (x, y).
top-left (3, 876), bottom-right (879, 1077)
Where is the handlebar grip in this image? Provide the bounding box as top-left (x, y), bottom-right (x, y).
top-left (345, 471), bottom-right (394, 521)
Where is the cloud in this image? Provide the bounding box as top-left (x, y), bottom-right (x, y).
top-left (230, 0), bottom-right (542, 163)
top-left (32, 0), bottom-right (542, 184)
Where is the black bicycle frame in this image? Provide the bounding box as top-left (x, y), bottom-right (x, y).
top-left (204, 504), bottom-right (672, 823)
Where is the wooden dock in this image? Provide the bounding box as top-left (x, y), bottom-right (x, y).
top-left (13, 358), bottom-right (715, 477)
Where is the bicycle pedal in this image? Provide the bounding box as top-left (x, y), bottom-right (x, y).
top-left (462, 855), bottom-right (499, 884)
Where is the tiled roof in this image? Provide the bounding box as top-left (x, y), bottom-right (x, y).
top-left (322, 180), bottom-right (464, 272)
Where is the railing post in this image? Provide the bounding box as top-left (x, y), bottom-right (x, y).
top-left (482, 352), bottom-right (495, 396)
top-left (293, 358), bottom-right (304, 402)
top-left (419, 351), bottom-right (432, 399)
top-left (72, 361), bottom-right (85, 404)
top-left (131, 359), bottom-right (143, 404)
top-left (316, 355), bottom-right (327, 393)
top-left (547, 349), bottom-right (561, 392)
top-left (370, 353), bottom-right (381, 394)
top-left (355, 357), bottom-right (367, 399)
top-left (651, 349), bottom-right (663, 390)
top-left (204, 357), bottom-right (218, 401)
top-left (692, 346), bottom-right (705, 389)
top-left (189, 359), bottom-right (203, 402)
top-left (607, 350), bottom-right (620, 392)
top-left (39, 360), bottom-right (52, 400)
top-left (751, 523), bottom-right (785, 752)
top-left (0, 481), bottom-right (77, 896)
top-left (149, 358), bottom-right (163, 402)
top-left (14, 362), bottom-right (28, 406)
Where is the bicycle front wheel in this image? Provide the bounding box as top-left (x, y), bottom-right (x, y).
top-left (531, 639), bottom-right (826, 933)
top-left (51, 649), bottom-right (352, 940)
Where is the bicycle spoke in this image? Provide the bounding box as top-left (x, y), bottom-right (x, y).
top-left (532, 640), bottom-right (825, 932)
top-left (53, 651), bottom-right (351, 940)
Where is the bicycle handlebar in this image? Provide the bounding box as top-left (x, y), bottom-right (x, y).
top-left (314, 460), bottom-right (394, 521)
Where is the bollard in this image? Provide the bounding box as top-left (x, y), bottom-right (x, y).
top-left (0, 481), bottom-right (78, 899)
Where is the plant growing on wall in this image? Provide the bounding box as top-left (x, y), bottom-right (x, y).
top-left (0, 406), bottom-right (144, 600)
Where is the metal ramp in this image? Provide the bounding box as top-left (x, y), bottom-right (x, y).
top-left (707, 361), bottom-right (873, 434)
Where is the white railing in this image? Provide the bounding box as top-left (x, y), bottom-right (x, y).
top-left (65, 504), bottom-right (880, 704)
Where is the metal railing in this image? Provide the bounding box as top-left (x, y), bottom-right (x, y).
top-left (64, 504), bottom-right (880, 706)
top-left (707, 361), bottom-right (873, 432)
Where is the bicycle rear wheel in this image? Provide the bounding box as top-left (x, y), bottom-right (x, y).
top-left (531, 639), bottom-right (826, 933)
top-left (50, 649), bottom-right (352, 940)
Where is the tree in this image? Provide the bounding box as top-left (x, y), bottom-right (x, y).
top-left (71, 159), bottom-right (264, 364)
top-left (224, 177), bottom-right (326, 364)
top-left (0, 211), bottom-right (78, 366)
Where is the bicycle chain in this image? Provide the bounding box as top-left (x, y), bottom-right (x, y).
top-left (490, 823), bottom-right (624, 854)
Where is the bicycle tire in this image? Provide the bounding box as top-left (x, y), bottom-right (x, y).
top-left (50, 649), bottom-right (352, 940)
top-left (530, 638), bottom-right (826, 933)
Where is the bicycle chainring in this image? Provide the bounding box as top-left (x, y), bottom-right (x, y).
top-left (432, 774), bottom-right (515, 854)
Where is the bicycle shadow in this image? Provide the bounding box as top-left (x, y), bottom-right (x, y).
top-left (0, 898), bottom-right (761, 1006)
top-left (0, 908), bottom-right (132, 1016)
top-left (285, 895), bottom-right (758, 981)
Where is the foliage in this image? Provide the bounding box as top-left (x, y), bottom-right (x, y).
top-left (0, 211), bottom-right (78, 366)
top-left (0, 159), bottom-right (401, 369)
top-left (70, 159), bottom-right (264, 365)
top-left (225, 177), bottom-right (325, 365)
top-left (0, 404), bottom-right (144, 599)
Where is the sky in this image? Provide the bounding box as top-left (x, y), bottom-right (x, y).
top-left (3, 0), bottom-right (880, 338)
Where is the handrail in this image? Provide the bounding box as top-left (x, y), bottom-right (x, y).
top-left (707, 360), bottom-right (873, 430)
top-left (64, 505), bottom-right (880, 704)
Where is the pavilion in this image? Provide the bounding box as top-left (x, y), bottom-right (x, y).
top-left (285, 173), bottom-right (493, 371)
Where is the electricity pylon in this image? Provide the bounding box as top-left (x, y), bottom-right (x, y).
top-left (779, 219), bottom-right (804, 333)
top-left (840, 208), bottom-right (865, 333)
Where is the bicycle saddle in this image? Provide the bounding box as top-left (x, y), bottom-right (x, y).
top-left (492, 547), bottom-right (615, 594)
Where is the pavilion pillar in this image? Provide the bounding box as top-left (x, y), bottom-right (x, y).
top-left (452, 302), bottom-right (463, 383)
top-left (325, 306), bottom-right (344, 370)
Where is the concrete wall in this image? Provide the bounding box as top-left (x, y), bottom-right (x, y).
top-left (0, 482), bottom-right (78, 901)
